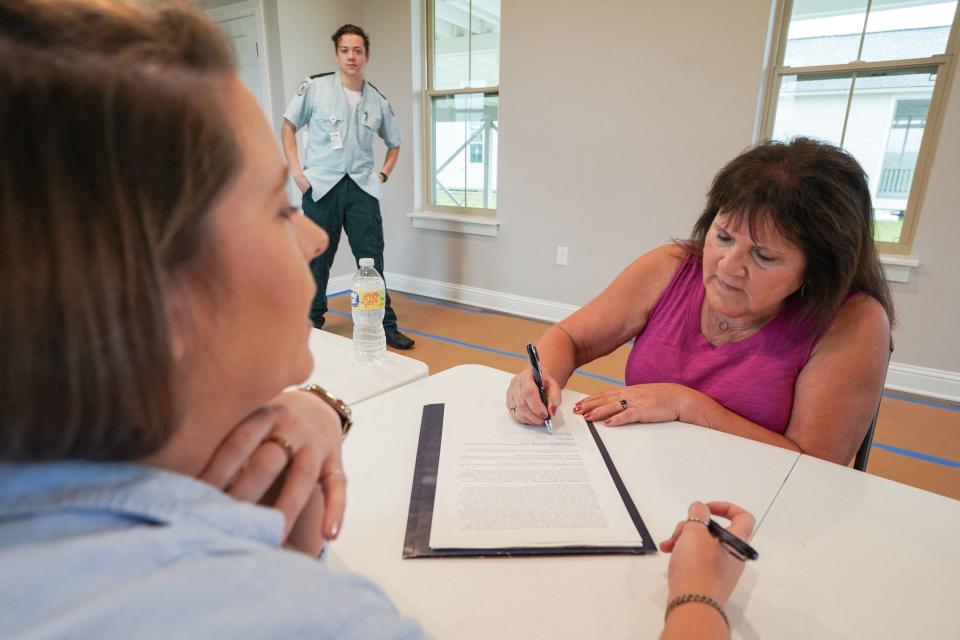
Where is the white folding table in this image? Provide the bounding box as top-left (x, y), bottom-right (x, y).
top-left (300, 329), bottom-right (429, 405)
top-left (329, 364), bottom-right (801, 639)
top-left (741, 454), bottom-right (960, 639)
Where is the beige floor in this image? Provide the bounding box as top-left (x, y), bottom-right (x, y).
top-left (327, 291), bottom-right (960, 500)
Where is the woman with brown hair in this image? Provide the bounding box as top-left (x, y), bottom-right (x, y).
top-left (507, 137), bottom-right (893, 465)
top-left (0, 1), bottom-right (759, 637)
top-left (0, 0), bottom-right (423, 635)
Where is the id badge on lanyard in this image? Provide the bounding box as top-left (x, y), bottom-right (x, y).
top-left (328, 114), bottom-right (344, 149)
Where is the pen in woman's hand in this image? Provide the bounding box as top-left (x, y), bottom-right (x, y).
top-left (526, 343), bottom-right (554, 434)
top-left (683, 517), bottom-right (758, 561)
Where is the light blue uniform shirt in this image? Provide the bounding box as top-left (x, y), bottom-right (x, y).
top-left (0, 462), bottom-right (427, 639)
top-left (283, 72), bottom-right (403, 202)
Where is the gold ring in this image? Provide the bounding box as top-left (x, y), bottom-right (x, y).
top-left (509, 406), bottom-right (517, 413)
top-left (263, 434), bottom-right (295, 460)
top-left (619, 399), bottom-right (628, 410)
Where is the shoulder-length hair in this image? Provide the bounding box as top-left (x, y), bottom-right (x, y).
top-left (682, 137), bottom-right (894, 333)
top-left (0, 0), bottom-right (238, 460)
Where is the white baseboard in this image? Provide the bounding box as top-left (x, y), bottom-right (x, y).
top-left (384, 271), bottom-right (578, 323)
top-left (886, 362), bottom-right (960, 403)
top-left (333, 270), bottom-right (959, 403)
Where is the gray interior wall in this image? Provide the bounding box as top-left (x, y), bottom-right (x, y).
top-left (889, 67), bottom-right (960, 373)
top-left (363, 0), bottom-right (774, 309)
top-left (307, 0), bottom-right (958, 375)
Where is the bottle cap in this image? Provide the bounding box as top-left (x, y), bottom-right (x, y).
top-left (359, 258), bottom-right (374, 267)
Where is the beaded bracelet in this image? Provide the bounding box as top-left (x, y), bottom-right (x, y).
top-left (665, 593), bottom-right (729, 629)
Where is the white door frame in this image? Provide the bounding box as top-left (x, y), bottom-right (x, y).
top-left (207, 0), bottom-right (273, 120)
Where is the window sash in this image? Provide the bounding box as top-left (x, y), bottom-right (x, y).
top-left (760, 0), bottom-right (960, 254)
top-left (424, 0), bottom-right (500, 215)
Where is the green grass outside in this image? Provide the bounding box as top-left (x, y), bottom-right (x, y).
top-left (874, 219), bottom-right (903, 243)
top-left (434, 189), bottom-right (497, 209)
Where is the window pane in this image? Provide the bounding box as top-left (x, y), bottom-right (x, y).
top-left (861, 1), bottom-right (956, 62)
top-left (844, 69), bottom-right (936, 242)
top-left (433, 1), bottom-right (468, 90)
top-left (469, 0), bottom-right (500, 88)
top-left (432, 93), bottom-right (499, 209)
top-left (773, 68), bottom-right (936, 244)
top-left (783, 0), bottom-right (868, 67)
top-left (771, 73), bottom-right (853, 146)
top-left (433, 0), bottom-right (501, 90)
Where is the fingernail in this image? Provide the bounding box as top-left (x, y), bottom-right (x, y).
top-left (573, 406), bottom-right (581, 414)
top-left (550, 406), bottom-right (557, 416)
top-left (330, 522), bottom-right (340, 539)
top-left (604, 419), bottom-right (612, 425)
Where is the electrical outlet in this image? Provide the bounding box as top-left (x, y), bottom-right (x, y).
top-left (556, 246), bottom-right (568, 266)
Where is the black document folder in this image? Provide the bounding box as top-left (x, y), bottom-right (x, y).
top-left (402, 403), bottom-right (656, 558)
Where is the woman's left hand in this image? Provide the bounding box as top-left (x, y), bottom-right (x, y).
top-left (573, 383), bottom-right (691, 426)
top-left (198, 389), bottom-right (346, 557)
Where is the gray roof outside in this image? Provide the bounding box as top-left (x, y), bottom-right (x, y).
top-left (784, 26), bottom-right (951, 67)
top-left (782, 26), bottom-right (947, 93)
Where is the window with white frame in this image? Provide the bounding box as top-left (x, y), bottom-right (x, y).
top-left (762, 0), bottom-right (959, 253)
top-left (426, 0), bottom-right (500, 214)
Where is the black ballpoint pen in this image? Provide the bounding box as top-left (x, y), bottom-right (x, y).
top-left (707, 519), bottom-right (758, 561)
top-left (525, 343), bottom-right (554, 434)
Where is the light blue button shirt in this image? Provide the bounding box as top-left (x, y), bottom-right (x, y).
top-left (0, 462), bottom-right (427, 639)
top-left (284, 72), bottom-right (404, 202)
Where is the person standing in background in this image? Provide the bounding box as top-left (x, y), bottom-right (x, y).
top-left (281, 24), bottom-right (415, 350)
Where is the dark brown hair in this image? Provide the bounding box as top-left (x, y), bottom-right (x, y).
top-left (0, 0), bottom-right (238, 460)
top-left (331, 23), bottom-right (370, 53)
top-left (683, 137), bottom-right (895, 333)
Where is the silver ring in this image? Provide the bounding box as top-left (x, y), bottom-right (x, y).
top-left (619, 399), bottom-right (628, 410)
top-left (685, 517), bottom-right (709, 526)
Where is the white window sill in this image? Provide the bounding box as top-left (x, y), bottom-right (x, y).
top-left (880, 255), bottom-right (919, 283)
top-left (407, 211), bottom-right (500, 237)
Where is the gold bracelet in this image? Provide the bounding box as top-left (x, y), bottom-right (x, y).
top-left (665, 594), bottom-right (729, 629)
top-left (300, 384), bottom-right (352, 439)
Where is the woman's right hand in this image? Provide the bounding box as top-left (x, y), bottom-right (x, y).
top-left (660, 501), bottom-right (756, 606)
top-left (199, 390), bottom-right (346, 558)
top-left (505, 368), bottom-right (562, 426)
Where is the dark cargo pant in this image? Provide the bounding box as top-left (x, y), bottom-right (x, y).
top-left (301, 175), bottom-right (399, 331)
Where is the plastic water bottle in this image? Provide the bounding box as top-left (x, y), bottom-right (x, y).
top-left (351, 258), bottom-right (386, 362)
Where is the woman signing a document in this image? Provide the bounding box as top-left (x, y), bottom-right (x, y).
top-left (1, 1), bottom-right (751, 637)
top-left (507, 138), bottom-right (894, 466)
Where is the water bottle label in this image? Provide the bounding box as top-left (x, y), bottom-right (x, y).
top-left (352, 288), bottom-right (385, 311)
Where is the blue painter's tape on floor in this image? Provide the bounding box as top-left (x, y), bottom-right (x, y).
top-left (871, 443), bottom-right (960, 468)
top-left (881, 391), bottom-right (960, 413)
top-left (329, 311), bottom-right (621, 382)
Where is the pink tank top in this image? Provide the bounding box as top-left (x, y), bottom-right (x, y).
top-left (624, 255), bottom-right (820, 434)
